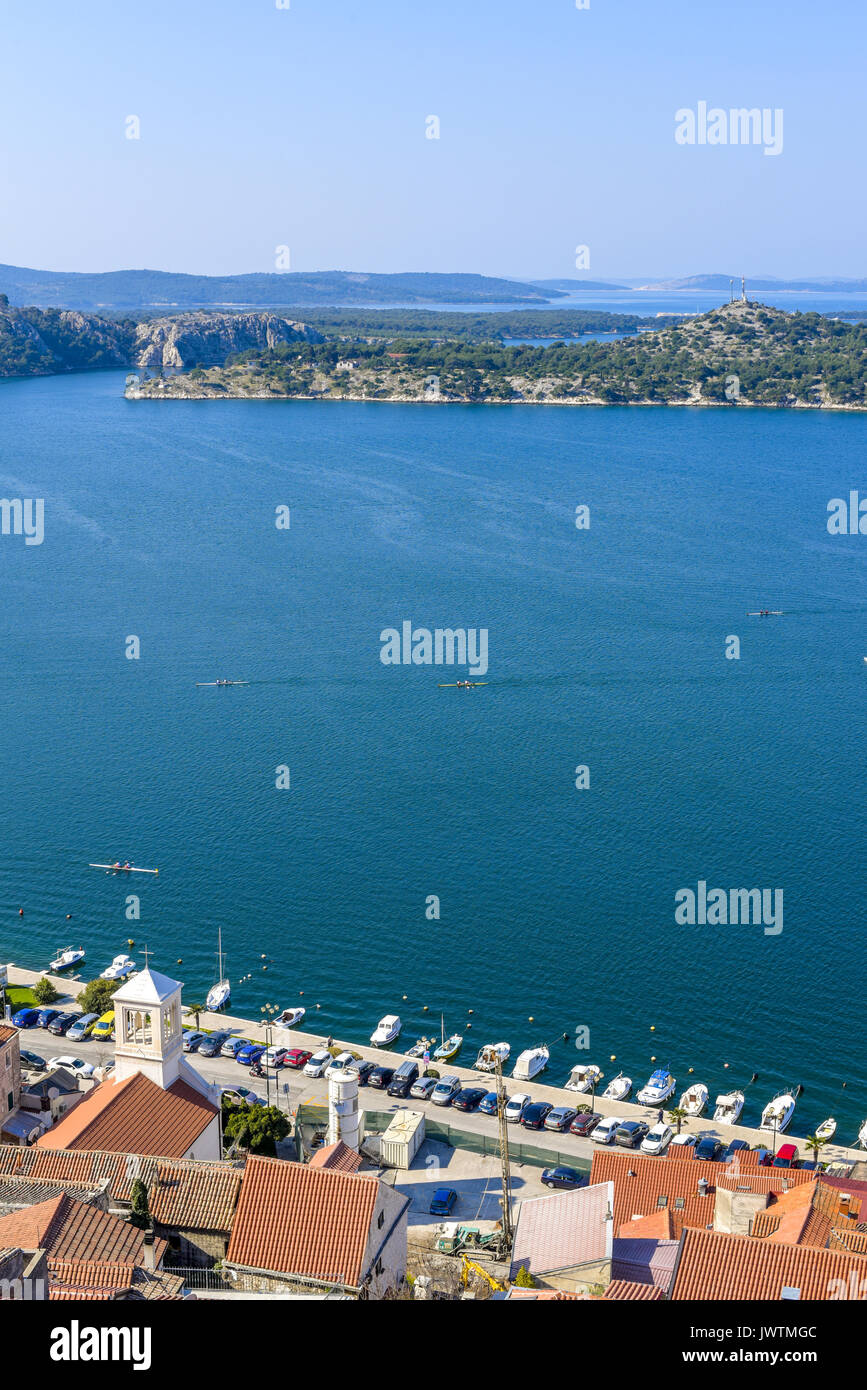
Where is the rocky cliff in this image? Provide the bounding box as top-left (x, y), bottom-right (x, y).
top-left (131, 312), bottom-right (321, 369)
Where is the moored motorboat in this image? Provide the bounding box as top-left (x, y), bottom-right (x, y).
top-left (406, 1036), bottom-right (435, 1058)
top-left (434, 1033), bottom-right (463, 1062)
top-left (565, 1062), bottom-right (604, 1094)
top-left (370, 1014), bottom-right (402, 1046)
top-left (473, 1042), bottom-right (510, 1072)
top-left (759, 1091), bottom-right (796, 1135)
top-left (49, 946), bottom-right (85, 972)
top-left (815, 1117), bottom-right (836, 1142)
top-left (679, 1083), bottom-right (709, 1116)
top-left (713, 1090), bottom-right (745, 1124)
top-left (100, 953), bottom-right (136, 981)
top-left (603, 1072), bottom-right (632, 1101)
top-left (637, 1068), bottom-right (676, 1106)
top-left (858, 1118), bottom-right (867, 1150)
top-left (512, 1045), bottom-right (549, 1082)
top-left (274, 1007), bottom-right (306, 1028)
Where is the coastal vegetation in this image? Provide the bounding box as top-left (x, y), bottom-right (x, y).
top-left (132, 302), bottom-right (867, 409)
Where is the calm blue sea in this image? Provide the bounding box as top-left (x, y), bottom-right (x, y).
top-left (1, 371), bottom-right (865, 1138)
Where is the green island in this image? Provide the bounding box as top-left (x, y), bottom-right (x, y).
top-left (128, 302), bottom-right (867, 409)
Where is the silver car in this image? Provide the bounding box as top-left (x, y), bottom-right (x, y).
top-left (431, 1075), bottom-right (462, 1106)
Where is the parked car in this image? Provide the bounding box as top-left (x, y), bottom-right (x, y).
top-left (545, 1106), bottom-right (579, 1133)
top-left (695, 1136), bottom-right (723, 1162)
top-left (12, 1007), bottom-right (39, 1028)
top-left (19, 1050), bottom-right (47, 1071)
top-left (283, 1047), bottom-right (313, 1069)
top-left (91, 1011), bottom-right (115, 1041)
top-left (669, 1133), bottom-right (698, 1151)
top-left (237, 1043), bottom-right (266, 1067)
top-left (431, 1075), bottom-right (462, 1106)
top-left (570, 1111), bottom-right (601, 1137)
top-left (367, 1065), bottom-right (395, 1090)
top-left (453, 1087), bottom-right (487, 1113)
top-left (182, 1029), bottom-right (207, 1052)
top-left (326, 1051), bottom-right (358, 1080)
top-left (521, 1102), bottom-right (553, 1131)
top-left (65, 1013), bottom-right (99, 1042)
top-left (429, 1187), bottom-right (457, 1216)
top-left (641, 1122), bottom-right (674, 1155)
top-left (263, 1046), bottom-right (290, 1069)
top-left (221, 1037), bottom-right (250, 1059)
top-left (616, 1120), bottom-right (650, 1149)
top-left (349, 1059), bottom-right (376, 1086)
top-left (773, 1143), bottom-right (798, 1168)
top-left (302, 1045), bottom-right (333, 1078)
top-left (541, 1166), bottom-right (585, 1190)
top-left (478, 1091), bottom-right (500, 1116)
top-left (47, 1056), bottom-right (95, 1078)
top-left (591, 1116), bottom-right (624, 1145)
top-left (410, 1076), bottom-right (438, 1101)
top-left (387, 1061), bottom-right (420, 1098)
top-left (504, 1093), bottom-right (531, 1123)
top-left (36, 1008), bottom-right (62, 1029)
top-left (722, 1138), bottom-right (750, 1163)
top-left (198, 1031), bottom-right (230, 1058)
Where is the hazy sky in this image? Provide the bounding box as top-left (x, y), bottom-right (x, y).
top-left (1, 0), bottom-right (861, 279)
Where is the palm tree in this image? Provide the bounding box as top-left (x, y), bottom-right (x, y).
top-left (804, 1133), bottom-right (827, 1163)
top-left (185, 1001), bottom-right (206, 1029)
top-left (667, 1106), bottom-right (688, 1135)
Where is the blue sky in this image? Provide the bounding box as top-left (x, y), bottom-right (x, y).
top-left (0, 0), bottom-right (862, 278)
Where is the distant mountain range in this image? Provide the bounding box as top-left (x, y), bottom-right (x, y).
top-left (0, 265), bottom-right (562, 310)
top-left (633, 274), bottom-right (867, 293)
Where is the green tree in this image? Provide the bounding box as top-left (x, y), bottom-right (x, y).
top-left (222, 1102), bottom-right (289, 1156)
top-left (185, 1002), bottom-right (206, 1029)
top-left (33, 977), bottom-right (60, 1005)
top-left (76, 978), bottom-right (120, 1016)
top-left (804, 1133), bottom-right (827, 1164)
top-left (667, 1106), bottom-right (688, 1135)
top-left (513, 1264), bottom-right (535, 1289)
top-left (130, 1178), bottom-right (150, 1229)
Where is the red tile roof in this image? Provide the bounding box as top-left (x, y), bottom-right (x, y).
top-left (309, 1142), bottom-right (364, 1174)
top-left (0, 1193), bottom-right (166, 1266)
top-left (35, 1072), bottom-right (216, 1158)
top-left (617, 1209), bottom-right (675, 1240)
top-left (226, 1156), bottom-right (381, 1287)
top-left (590, 1150), bottom-right (813, 1237)
top-left (604, 1278), bottom-right (664, 1300)
top-left (671, 1227), bottom-right (867, 1299)
top-left (49, 1259), bottom-right (136, 1299)
top-left (0, 1025), bottom-right (18, 1046)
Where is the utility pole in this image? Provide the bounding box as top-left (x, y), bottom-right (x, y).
top-left (490, 1052), bottom-right (513, 1253)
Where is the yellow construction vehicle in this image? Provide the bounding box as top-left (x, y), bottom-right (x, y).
top-left (461, 1254), bottom-right (506, 1293)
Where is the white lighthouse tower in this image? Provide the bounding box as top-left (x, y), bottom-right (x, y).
top-left (327, 1071), bottom-right (360, 1150)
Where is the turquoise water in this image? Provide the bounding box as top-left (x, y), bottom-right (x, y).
top-left (1, 371), bottom-right (865, 1138)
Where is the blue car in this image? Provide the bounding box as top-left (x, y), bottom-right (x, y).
top-left (36, 1008), bottom-right (62, 1028)
top-left (478, 1092), bottom-right (499, 1116)
top-left (237, 1043), bottom-right (266, 1066)
top-left (429, 1187), bottom-right (457, 1216)
top-left (12, 1007), bottom-right (40, 1028)
top-left (723, 1139), bottom-right (750, 1163)
top-left (695, 1136), bottom-right (723, 1162)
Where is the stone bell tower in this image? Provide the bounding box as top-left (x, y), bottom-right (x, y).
top-left (111, 967), bottom-right (184, 1088)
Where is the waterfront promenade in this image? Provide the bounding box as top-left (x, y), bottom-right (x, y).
top-left (5, 963), bottom-right (865, 1167)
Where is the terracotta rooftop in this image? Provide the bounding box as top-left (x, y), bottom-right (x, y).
top-left (509, 1182), bottom-right (614, 1281)
top-left (34, 1071), bottom-right (217, 1158)
top-left (670, 1226), bottom-right (867, 1300)
top-left (226, 1156), bottom-right (383, 1288)
top-left (590, 1150), bottom-right (813, 1237)
top-left (0, 1144), bottom-right (241, 1230)
top-left (48, 1258), bottom-right (184, 1301)
top-left (309, 1141), bottom-right (364, 1174)
top-left (0, 1025), bottom-right (18, 1047)
top-left (604, 1278), bottom-right (664, 1300)
top-left (617, 1209), bottom-right (675, 1240)
top-left (0, 1192), bottom-right (166, 1267)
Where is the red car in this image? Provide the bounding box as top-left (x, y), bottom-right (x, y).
top-left (284, 1048), bottom-right (313, 1069)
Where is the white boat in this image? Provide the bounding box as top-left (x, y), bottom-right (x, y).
top-left (603, 1072), bottom-right (632, 1101)
top-left (274, 1007), bottom-right (306, 1029)
top-left (370, 1014), bottom-right (402, 1046)
top-left (100, 954), bottom-right (137, 981)
top-left (473, 1042), bottom-right (511, 1072)
top-left (49, 946), bottom-right (85, 972)
top-left (759, 1091), bottom-right (797, 1135)
top-left (512, 1045), bottom-right (549, 1082)
top-left (637, 1068), bottom-right (676, 1106)
top-left (406, 1036), bottom-right (435, 1058)
top-left (565, 1062), bottom-right (604, 1094)
top-left (434, 1033), bottom-right (463, 1062)
top-left (713, 1090), bottom-right (745, 1124)
top-left (205, 929), bottom-right (231, 1012)
top-left (815, 1118), bottom-right (836, 1142)
top-left (858, 1118), bottom-right (867, 1150)
top-left (679, 1083), bottom-right (709, 1116)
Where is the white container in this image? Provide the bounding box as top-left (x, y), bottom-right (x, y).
top-left (380, 1110), bottom-right (425, 1169)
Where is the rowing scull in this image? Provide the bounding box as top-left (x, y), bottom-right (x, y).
top-left (89, 863), bottom-right (159, 875)
top-left (196, 680), bottom-right (250, 687)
